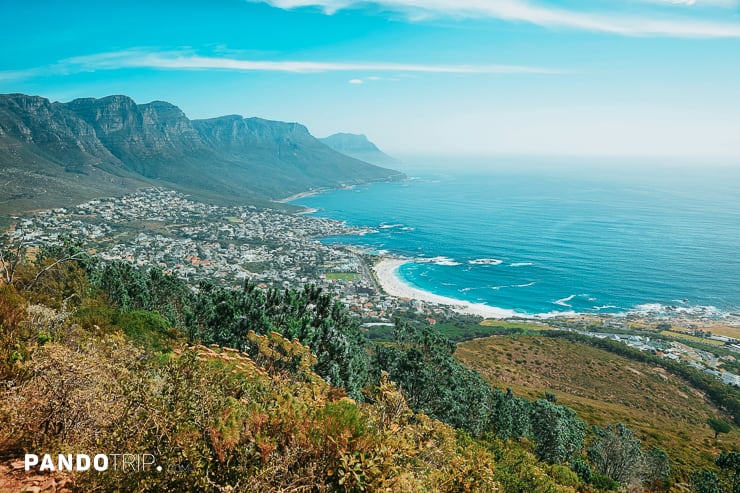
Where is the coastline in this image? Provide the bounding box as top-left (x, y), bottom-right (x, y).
top-left (372, 256), bottom-right (740, 328)
top-left (372, 257), bottom-right (520, 319)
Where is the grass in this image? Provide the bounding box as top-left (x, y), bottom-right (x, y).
top-left (455, 335), bottom-right (740, 481)
top-left (435, 320), bottom-right (549, 342)
top-left (480, 319), bottom-right (552, 331)
top-left (694, 324), bottom-right (740, 340)
top-left (325, 272), bottom-right (359, 281)
top-left (660, 330), bottom-right (725, 346)
top-left (365, 317), bottom-right (551, 343)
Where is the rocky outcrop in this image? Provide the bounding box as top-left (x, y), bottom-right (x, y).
top-left (0, 94), bottom-right (121, 172)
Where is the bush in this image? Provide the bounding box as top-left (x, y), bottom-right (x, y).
top-left (570, 457), bottom-right (592, 484)
top-left (115, 309), bottom-right (176, 353)
top-left (590, 472), bottom-right (620, 491)
top-left (0, 284), bottom-right (28, 377)
top-left (549, 464), bottom-right (581, 488)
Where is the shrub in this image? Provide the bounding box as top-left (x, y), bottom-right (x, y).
top-left (570, 457), bottom-right (592, 484)
top-left (115, 309), bottom-right (176, 353)
top-left (590, 472), bottom-right (620, 491)
top-left (549, 464), bottom-right (581, 488)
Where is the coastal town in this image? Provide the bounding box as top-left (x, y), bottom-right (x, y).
top-left (5, 188), bottom-right (455, 324)
top-left (4, 187), bottom-right (739, 389)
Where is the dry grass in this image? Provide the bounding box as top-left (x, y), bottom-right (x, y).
top-left (456, 335), bottom-right (740, 480)
top-left (480, 319), bottom-right (551, 330)
top-left (659, 330), bottom-right (726, 346)
top-left (682, 323), bottom-right (740, 340)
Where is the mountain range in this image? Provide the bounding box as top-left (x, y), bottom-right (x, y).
top-left (0, 93), bottom-right (403, 218)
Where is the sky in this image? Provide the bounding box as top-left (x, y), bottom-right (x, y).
top-left (1, 0), bottom-right (739, 159)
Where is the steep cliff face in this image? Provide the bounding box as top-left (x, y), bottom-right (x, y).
top-left (192, 116), bottom-right (402, 196)
top-left (0, 93), bottom-right (404, 214)
top-left (194, 115), bottom-right (315, 154)
top-left (64, 96), bottom-right (206, 177)
top-left (0, 94), bottom-right (121, 172)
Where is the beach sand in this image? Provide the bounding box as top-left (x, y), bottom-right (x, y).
top-left (276, 190), bottom-right (321, 203)
top-left (372, 257), bottom-right (518, 319)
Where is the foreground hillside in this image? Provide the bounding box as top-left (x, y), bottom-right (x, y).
top-left (0, 93), bottom-right (403, 221)
top-left (0, 247), bottom-right (588, 492)
top-left (456, 334), bottom-right (740, 482)
top-left (1, 242), bottom-right (737, 491)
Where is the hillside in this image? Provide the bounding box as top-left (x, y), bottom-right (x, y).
top-left (0, 249), bottom-right (584, 493)
top-left (456, 334), bottom-right (740, 480)
top-left (320, 133), bottom-right (397, 166)
top-left (0, 94), bottom-right (404, 221)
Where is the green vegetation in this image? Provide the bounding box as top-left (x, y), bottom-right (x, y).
top-left (456, 334), bottom-right (740, 484)
top-left (371, 322), bottom-right (495, 435)
top-left (588, 423), bottom-right (651, 484)
top-left (543, 331), bottom-right (740, 426)
top-left (1, 241), bottom-right (737, 491)
top-left (692, 470), bottom-right (723, 493)
top-left (708, 418), bottom-right (732, 440)
top-left (325, 272), bottom-right (360, 281)
top-left (530, 398), bottom-right (585, 464)
top-left (369, 314), bottom-right (548, 343)
top-left (716, 451), bottom-right (740, 493)
top-left (480, 319), bottom-right (551, 331)
top-left (660, 329), bottom-right (725, 346)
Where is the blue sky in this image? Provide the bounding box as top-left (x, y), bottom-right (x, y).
top-left (1, 0), bottom-right (739, 158)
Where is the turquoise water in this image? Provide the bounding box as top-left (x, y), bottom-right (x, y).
top-left (292, 160), bottom-right (740, 318)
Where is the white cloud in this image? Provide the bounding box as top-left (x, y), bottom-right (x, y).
top-left (644, 0), bottom-right (740, 6)
top-left (248, 0), bottom-right (740, 37)
top-left (350, 75), bottom-right (399, 83)
top-left (86, 50), bottom-right (560, 74)
top-left (0, 49), bottom-right (561, 82)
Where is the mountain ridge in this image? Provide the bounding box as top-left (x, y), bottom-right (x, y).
top-left (0, 93), bottom-right (403, 219)
top-left (320, 132), bottom-right (398, 166)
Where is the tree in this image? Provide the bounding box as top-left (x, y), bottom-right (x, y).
top-left (24, 242), bottom-right (92, 309)
top-left (190, 281), bottom-right (370, 400)
top-left (707, 418), bottom-right (731, 440)
top-left (530, 398), bottom-right (585, 464)
top-left (690, 470), bottom-right (721, 493)
top-left (0, 233), bottom-right (26, 286)
top-left (91, 261), bottom-right (149, 312)
top-left (493, 388), bottom-right (514, 440)
top-left (716, 451), bottom-right (740, 493)
top-left (643, 446), bottom-right (670, 491)
top-left (0, 284), bottom-right (29, 378)
top-left (371, 321), bottom-right (495, 435)
top-left (1, 236), bottom-right (91, 300)
top-left (588, 423), bottom-right (644, 484)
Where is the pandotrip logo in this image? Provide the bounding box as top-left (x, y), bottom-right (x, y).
top-left (24, 454), bottom-right (160, 473)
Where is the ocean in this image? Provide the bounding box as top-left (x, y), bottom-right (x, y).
top-left (291, 159), bottom-right (740, 318)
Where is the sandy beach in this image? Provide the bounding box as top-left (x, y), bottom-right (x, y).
top-left (372, 257), bottom-right (519, 319)
top-left (275, 190), bottom-right (322, 203)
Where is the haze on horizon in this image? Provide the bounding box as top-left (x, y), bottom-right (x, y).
top-left (1, 0), bottom-right (739, 160)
